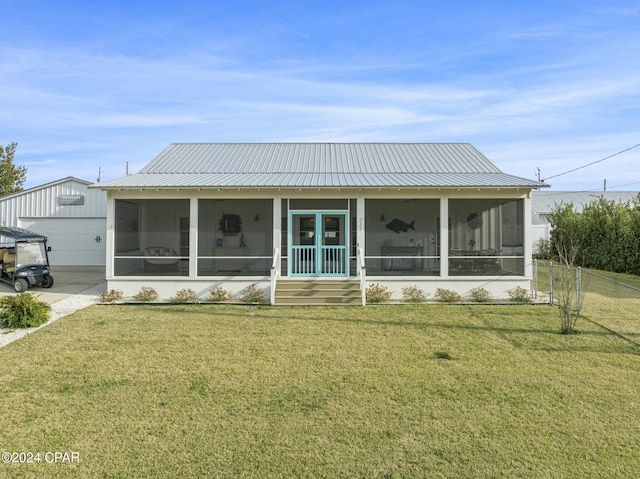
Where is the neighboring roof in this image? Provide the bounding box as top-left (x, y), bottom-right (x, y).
top-left (532, 190), bottom-right (639, 214)
top-left (95, 143), bottom-right (547, 189)
top-left (0, 176), bottom-right (92, 202)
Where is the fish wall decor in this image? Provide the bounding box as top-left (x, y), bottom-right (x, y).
top-left (385, 218), bottom-right (415, 234)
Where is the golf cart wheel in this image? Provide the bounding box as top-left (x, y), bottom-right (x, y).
top-left (41, 275), bottom-right (54, 288)
top-left (14, 278), bottom-right (29, 293)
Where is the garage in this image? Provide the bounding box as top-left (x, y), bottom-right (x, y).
top-left (19, 218), bottom-right (106, 266)
top-left (0, 177), bottom-right (107, 266)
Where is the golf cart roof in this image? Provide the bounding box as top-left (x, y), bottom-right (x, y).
top-left (0, 226), bottom-right (48, 247)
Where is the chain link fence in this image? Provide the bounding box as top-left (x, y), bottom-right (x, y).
top-left (533, 260), bottom-right (640, 346)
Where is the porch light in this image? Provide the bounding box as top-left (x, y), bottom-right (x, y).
top-left (380, 215), bottom-right (386, 221)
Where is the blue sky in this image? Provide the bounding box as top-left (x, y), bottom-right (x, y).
top-left (1, 0), bottom-right (638, 190)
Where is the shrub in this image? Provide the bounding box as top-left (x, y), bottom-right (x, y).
top-left (171, 288), bottom-right (198, 303)
top-left (100, 289), bottom-right (124, 303)
top-left (0, 293), bottom-right (51, 328)
top-left (239, 284), bottom-right (265, 304)
top-left (207, 285), bottom-right (233, 302)
top-left (435, 288), bottom-right (461, 303)
top-left (469, 287), bottom-right (492, 303)
top-left (507, 286), bottom-right (531, 303)
top-left (402, 285), bottom-right (427, 303)
top-left (366, 283), bottom-right (392, 303)
top-left (133, 287), bottom-right (160, 302)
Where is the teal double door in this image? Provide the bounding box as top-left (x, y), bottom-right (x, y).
top-left (289, 211), bottom-right (349, 277)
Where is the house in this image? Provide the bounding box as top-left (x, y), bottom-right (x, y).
top-left (93, 143), bottom-right (547, 304)
top-left (0, 177), bottom-right (107, 266)
top-left (531, 190), bottom-right (639, 252)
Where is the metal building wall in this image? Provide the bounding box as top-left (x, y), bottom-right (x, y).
top-left (0, 178), bottom-right (106, 225)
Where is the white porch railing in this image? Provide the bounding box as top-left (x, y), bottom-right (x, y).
top-left (270, 247), bottom-right (280, 305)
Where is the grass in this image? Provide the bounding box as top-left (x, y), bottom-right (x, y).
top-left (1, 304), bottom-right (640, 478)
top-left (535, 262), bottom-right (640, 343)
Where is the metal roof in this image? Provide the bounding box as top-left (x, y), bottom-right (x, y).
top-left (532, 191), bottom-right (639, 214)
top-left (95, 143), bottom-right (547, 189)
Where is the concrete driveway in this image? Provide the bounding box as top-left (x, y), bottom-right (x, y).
top-left (0, 266), bottom-right (106, 305)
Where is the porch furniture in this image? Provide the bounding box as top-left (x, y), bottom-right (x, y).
top-left (142, 246), bottom-right (179, 272)
top-left (449, 249), bottom-right (501, 275)
top-left (381, 246), bottom-right (424, 271)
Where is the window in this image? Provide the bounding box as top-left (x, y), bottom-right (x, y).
top-left (114, 199), bottom-right (189, 276)
top-left (197, 199), bottom-right (273, 276)
top-left (448, 199), bottom-right (524, 276)
top-left (365, 199), bottom-right (440, 276)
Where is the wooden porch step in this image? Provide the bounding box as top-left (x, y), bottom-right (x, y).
top-left (275, 279), bottom-right (362, 306)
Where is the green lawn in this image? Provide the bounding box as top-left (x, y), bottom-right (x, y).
top-left (1, 304), bottom-right (640, 478)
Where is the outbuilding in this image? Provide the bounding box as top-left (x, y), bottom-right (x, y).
top-left (0, 177), bottom-right (107, 266)
top-left (94, 143), bottom-right (547, 304)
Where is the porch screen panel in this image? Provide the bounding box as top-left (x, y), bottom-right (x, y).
top-left (448, 199), bottom-right (525, 276)
top-left (364, 199), bottom-right (440, 276)
top-left (114, 199), bottom-right (189, 276)
top-left (198, 199), bottom-right (273, 276)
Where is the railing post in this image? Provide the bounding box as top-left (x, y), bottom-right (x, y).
top-left (357, 246), bottom-right (366, 306)
top-left (548, 260), bottom-right (554, 305)
top-left (270, 248), bottom-right (279, 305)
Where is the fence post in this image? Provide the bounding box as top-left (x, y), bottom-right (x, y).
top-left (532, 260), bottom-right (538, 299)
top-left (576, 267), bottom-right (582, 313)
top-left (548, 260), bottom-right (554, 304)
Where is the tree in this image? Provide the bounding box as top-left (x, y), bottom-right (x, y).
top-left (0, 142), bottom-right (27, 196)
top-left (548, 204), bottom-right (583, 334)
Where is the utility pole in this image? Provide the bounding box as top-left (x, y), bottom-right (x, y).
top-left (604, 179), bottom-right (607, 191)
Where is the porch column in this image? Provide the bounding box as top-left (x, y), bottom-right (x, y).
top-left (356, 197), bottom-right (365, 275)
top-left (523, 192), bottom-right (533, 278)
top-left (189, 197), bottom-right (198, 278)
top-left (105, 196), bottom-right (115, 278)
top-left (440, 197), bottom-right (449, 277)
top-left (272, 197), bottom-right (282, 276)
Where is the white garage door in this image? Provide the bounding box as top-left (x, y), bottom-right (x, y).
top-left (19, 218), bottom-right (106, 266)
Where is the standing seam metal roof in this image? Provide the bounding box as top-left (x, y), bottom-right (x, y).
top-left (96, 143), bottom-right (545, 189)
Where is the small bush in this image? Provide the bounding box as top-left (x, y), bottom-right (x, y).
top-left (366, 283), bottom-right (392, 303)
top-left (207, 285), bottom-right (233, 302)
top-left (435, 288), bottom-right (461, 303)
top-left (508, 286), bottom-right (531, 303)
top-left (0, 293), bottom-right (51, 328)
top-left (402, 285), bottom-right (427, 303)
top-left (239, 284), bottom-right (265, 304)
top-left (133, 287), bottom-right (159, 302)
top-left (171, 288), bottom-right (198, 303)
top-left (469, 287), bottom-right (492, 303)
top-left (100, 289), bottom-right (124, 303)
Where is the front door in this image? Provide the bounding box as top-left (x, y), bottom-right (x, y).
top-left (289, 211), bottom-right (348, 276)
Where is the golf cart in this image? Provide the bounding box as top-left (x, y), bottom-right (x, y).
top-left (0, 226), bottom-right (54, 292)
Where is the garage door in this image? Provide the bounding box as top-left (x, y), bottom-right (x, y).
top-left (19, 218), bottom-right (106, 266)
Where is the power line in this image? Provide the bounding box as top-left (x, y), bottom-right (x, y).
top-left (542, 143), bottom-right (640, 182)
top-left (605, 181), bottom-right (640, 190)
